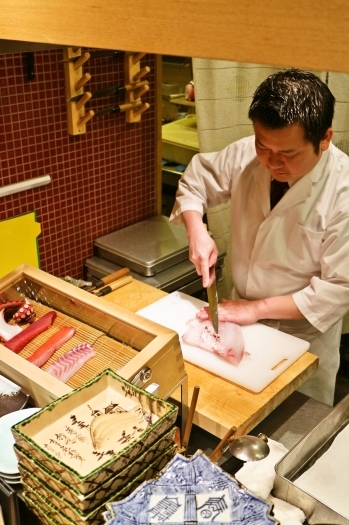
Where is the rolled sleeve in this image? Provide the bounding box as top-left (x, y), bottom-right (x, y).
top-left (293, 277), bottom-right (349, 332)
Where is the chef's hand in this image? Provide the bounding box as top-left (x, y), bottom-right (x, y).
top-left (197, 296), bottom-right (305, 324)
top-left (197, 298), bottom-right (260, 325)
top-left (182, 210), bottom-right (218, 287)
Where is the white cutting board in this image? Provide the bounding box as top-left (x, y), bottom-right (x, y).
top-left (137, 291), bottom-right (310, 393)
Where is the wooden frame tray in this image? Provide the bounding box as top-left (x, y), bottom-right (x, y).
top-left (0, 265), bottom-right (187, 408)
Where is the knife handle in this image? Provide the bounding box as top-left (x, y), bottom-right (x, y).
top-left (95, 276), bottom-right (132, 296)
top-left (116, 101), bottom-right (142, 113)
top-left (101, 267), bottom-right (130, 285)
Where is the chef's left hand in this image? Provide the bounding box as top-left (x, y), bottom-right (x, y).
top-left (197, 298), bottom-right (260, 325)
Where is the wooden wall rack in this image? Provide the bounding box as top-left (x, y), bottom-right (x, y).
top-left (63, 48), bottom-right (151, 135)
top-left (63, 47), bottom-right (93, 135)
top-left (124, 52), bottom-right (150, 123)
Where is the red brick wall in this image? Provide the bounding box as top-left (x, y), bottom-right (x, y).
top-left (0, 49), bottom-right (156, 278)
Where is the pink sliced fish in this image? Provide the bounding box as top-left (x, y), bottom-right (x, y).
top-left (46, 342), bottom-right (96, 383)
top-left (182, 320), bottom-right (245, 365)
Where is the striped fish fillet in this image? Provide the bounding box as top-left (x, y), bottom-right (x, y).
top-left (46, 342), bottom-right (96, 383)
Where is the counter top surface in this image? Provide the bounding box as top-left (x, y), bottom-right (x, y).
top-left (104, 279), bottom-right (318, 439)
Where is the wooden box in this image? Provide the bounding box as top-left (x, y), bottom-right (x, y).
top-left (0, 265), bottom-right (187, 409)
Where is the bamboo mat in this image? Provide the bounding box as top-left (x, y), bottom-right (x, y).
top-left (8, 302), bottom-right (138, 389)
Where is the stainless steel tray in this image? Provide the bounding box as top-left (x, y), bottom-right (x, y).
top-left (94, 216), bottom-right (190, 276)
top-left (85, 254), bottom-right (225, 293)
top-left (273, 393), bottom-right (349, 524)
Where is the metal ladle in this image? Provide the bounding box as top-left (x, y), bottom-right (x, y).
top-left (227, 433), bottom-right (269, 462)
top-left (210, 428), bottom-right (270, 463)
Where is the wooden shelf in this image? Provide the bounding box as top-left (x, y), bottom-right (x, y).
top-left (169, 97), bottom-right (195, 107)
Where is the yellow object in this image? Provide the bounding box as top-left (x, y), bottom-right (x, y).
top-left (0, 212), bottom-right (41, 278)
top-left (162, 115), bottom-right (199, 165)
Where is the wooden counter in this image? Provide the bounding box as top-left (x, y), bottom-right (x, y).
top-left (104, 279), bottom-right (319, 440)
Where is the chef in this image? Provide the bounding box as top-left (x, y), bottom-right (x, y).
top-left (170, 68), bottom-right (349, 406)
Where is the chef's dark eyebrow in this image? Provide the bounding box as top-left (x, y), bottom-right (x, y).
top-left (256, 138), bottom-right (296, 153)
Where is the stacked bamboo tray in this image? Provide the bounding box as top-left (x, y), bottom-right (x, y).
top-left (12, 370), bottom-right (178, 525)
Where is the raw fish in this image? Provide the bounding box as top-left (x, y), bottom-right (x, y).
top-left (4, 311), bottom-right (57, 353)
top-left (46, 342), bottom-right (96, 383)
top-left (182, 320), bottom-right (245, 365)
top-left (26, 326), bottom-right (76, 367)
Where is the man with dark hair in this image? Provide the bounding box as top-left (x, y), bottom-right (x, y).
top-left (170, 68), bottom-right (349, 406)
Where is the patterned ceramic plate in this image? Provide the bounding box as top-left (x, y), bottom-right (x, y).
top-left (103, 450), bottom-right (278, 525)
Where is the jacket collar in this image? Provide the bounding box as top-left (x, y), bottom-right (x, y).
top-left (253, 148), bottom-right (330, 217)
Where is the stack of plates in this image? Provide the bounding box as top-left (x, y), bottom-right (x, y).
top-left (11, 369), bottom-right (179, 525)
top-left (0, 374), bottom-right (29, 418)
top-left (0, 407), bottom-right (40, 485)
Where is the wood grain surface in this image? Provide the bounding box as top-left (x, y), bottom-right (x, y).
top-left (105, 281), bottom-right (319, 439)
top-left (1, 1), bottom-right (349, 73)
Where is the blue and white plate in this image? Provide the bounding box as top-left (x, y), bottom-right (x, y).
top-left (103, 450), bottom-right (278, 525)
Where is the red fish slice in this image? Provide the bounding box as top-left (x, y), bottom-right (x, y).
top-left (27, 326), bottom-right (76, 367)
top-left (46, 342), bottom-right (96, 383)
top-left (4, 311), bottom-right (57, 353)
top-left (182, 320), bottom-right (245, 365)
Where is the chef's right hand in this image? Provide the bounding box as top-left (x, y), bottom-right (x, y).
top-left (182, 210), bottom-right (218, 288)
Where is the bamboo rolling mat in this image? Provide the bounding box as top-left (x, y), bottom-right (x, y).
top-left (6, 302), bottom-right (138, 389)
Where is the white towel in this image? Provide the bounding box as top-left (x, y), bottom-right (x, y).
top-left (235, 438), bottom-right (288, 499)
top-left (235, 438), bottom-right (306, 524)
top-left (268, 495), bottom-right (306, 524)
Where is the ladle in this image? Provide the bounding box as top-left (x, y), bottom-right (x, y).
top-left (227, 433), bottom-right (269, 462)
top-left (209, 429), bottom-right (269, 463)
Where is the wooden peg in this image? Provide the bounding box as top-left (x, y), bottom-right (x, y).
top-left (75, 91), bottom-right (92, 110)
top-left (78, 110), bottom-right (94, 127)
top-left (132, 52), bottom-right (147, 65)
top-left (133, 66), bottom-right (150, 82)
top-left (133, 84), bottom-right (149, 99)
top-left (132, 103), bottom-right (150, 118)
top-left (73, 52), bottom-right (91, 70)
top-left (74, 72), bottom-right (91, 91)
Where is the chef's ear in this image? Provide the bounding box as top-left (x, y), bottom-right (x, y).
top-left (320, 128), bottom-right (333, 151)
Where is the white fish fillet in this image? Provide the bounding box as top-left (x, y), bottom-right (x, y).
top-left (182, 320), bottom-right (245, 365)
top-left (46, 342), bottom-right (96, 383)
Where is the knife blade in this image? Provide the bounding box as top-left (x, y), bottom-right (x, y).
top-left (67, 80), bottom-right (149, 103)
top-left (207, 270), bottom-right (219, 334)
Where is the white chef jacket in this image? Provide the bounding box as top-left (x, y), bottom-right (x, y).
top-left (170, 135), bottom-right (349, 405)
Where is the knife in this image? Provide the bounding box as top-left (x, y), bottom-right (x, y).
top-left (87, 267), bottom-right (131, 292)
top-left (67, 80), bottom-right (149, 103)
top-left (93, 276), bottom-right (132, 297)
top-left (94, 100), bottom-right (142, 116)
top-left (207, 268), bottom-right (219, 334)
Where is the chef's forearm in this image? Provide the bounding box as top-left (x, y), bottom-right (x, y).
top-left (255, 295), bottom-right (305, 321)
top-left (182, 210), bottom-right (206, 239)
